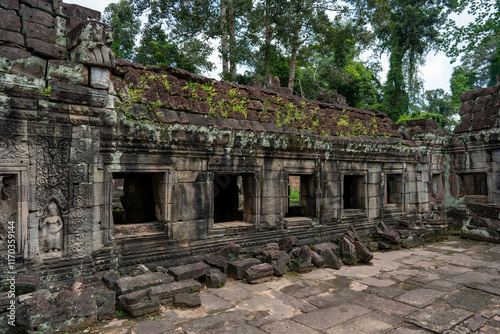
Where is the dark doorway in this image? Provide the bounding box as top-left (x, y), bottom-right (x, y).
top-left (112, 173), bottom-right (156, 224)
top-left (343, 175), bottom-right (365, 209)
top-left (214, 174), bottom-right (253, 223)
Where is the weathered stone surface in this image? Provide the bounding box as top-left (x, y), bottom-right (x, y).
top-left (353, 240), bottom-right (373, 263)
top-left (377, 222), bottom-right (401, 244)
top-left (0, 46), bottom-right (47, 78)
top-left (118, 289), bottom-right (160, 317)
top-left (339, 236), bottom-right (358, 265)
top-left (91, 66), bottom-right (110, 89)
top-left (279, 235), bottom-right (298, 252)
top-left (0, 8), bottom-right (21, 32)
top-left (0, 28), bottom-right (24, 46)
top-left (149, 280), bottom-right (202, 301)
top-left (205, 268), bottom-right (227, 288)
top-left (132, 319), bottom-right (177, 334)
top-left (26, 37), bottom-right (66, 59)
top-left (227, 258), bottom-right (262, 280)
top-left (405, 307), bottom-right (473, 333)
top-left (115, 272), bottom-right (174, 295)
top-left (16, 287), bottom-right (98, 333)
top-left (15, 271), bottom-right (39, 295)
top-left (402, 233), bottom-right (425, 248)
top-left (244, 263), bottom-right (275, 283)
top-left (316, 247), bottom-right (342, 269)
top-left (102, 269), bottom-right (121, 290)
top-left (291, 259), bottom-right (314, 273)
top-left (47, 60), bottom-right (88, 85)
top-left (174, 292), bottom-right (201, 307)
top-left (95, 288), bottom-right (116, 320)
top-left (205, 242), bottom-right (241, 268)
top-left (168, 261), bottom-right (210, 281)
top-left (262, 249), bottom-right (291, 276)
top-left (19, 4), bottom-right (56, 27)
top-left (253, 242), bottom-right (279, 255)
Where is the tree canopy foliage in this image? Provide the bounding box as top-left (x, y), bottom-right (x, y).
top-left (103, 0), bottom-right (500, 130)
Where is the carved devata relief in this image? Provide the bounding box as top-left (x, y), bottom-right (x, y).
top-left (39, 201), bottom-right (63, 256)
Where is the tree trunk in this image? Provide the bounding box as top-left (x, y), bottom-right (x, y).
top-left (265, 0), bottom-right (270, 78)
top-left (288, 27), bottom-right (300, 91)
top-left (220, 0), bottom-right (229, 78)
top-left (229, 0), bottom-right (236, 80)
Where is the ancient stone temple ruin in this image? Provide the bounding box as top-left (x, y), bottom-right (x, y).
top-left (0, 0), bottom-right (499, 291)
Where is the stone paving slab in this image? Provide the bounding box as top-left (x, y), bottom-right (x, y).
top-left (88, 237), bottom-right (500, 334)
top-left (354, 294), bottom-right (418, 317)
top-left (292, 303), bottom-right (372, 330)
top-left (323, 312), bottom-right (397, 334)
top-left (394, 288), bottom-right (446, 308)
top-left (131, 319), bottom-right (177, 334)
top-left (260, 319), bottom-right (323, 334)
top-left (405, 307), bottom-right (473, 333)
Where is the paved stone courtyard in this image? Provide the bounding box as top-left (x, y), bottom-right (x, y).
top-left (91, 237), bottom-right (500, 334)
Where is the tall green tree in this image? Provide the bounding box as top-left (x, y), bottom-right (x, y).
top-left (358, 0), bottom-right (450, 121)
top-left (103, 0), bottom-right (141, 60)
top-left (447, 0), bottom-right (500, 86)
top-left (134, 24), bottom-right (215, 74)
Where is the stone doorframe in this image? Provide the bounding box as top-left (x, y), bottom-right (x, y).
top-left (102, 166), bottom-right (172, 244)
top-left (0, 167), bottom-right (29, 258)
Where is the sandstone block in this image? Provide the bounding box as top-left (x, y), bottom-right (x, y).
top-left (118, 289), bottom-right (160, 317)
top-left (279, 235), bottom-right (298, 252)
top-left (0, 8), bottom-right (21, 32)
top-left (47, 60), bottom-right (88, 85)
top-left (115, 272), bottom-right (174, 295)
top-left (0, 28), bottom-right (25, 47)
top-left (149, 280), bottom-right (202, 301)
top-left (227, 258), bottom-right (262, 279)
top-left (95, 289), bottom-right (116, 320)
top-left (244, 263), bottom-right (274, 283)
top-left (168, 261), bottom-right (210, 281)
top-left (205, 269), bottom-right (227, 288)
top-left (174, 293), bottom-right (201, 308)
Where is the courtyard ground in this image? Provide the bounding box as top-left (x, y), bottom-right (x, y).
top-left (90, 236), bottom-right (500, 334)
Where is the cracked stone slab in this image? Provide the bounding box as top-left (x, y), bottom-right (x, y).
top-left (448, 272), bottom-right (498, 285)
top-left (465, 281), bottom-right (500, 297)
top-left (324, 313), bottom-right (396, 334)
top-left (292, 303), bottom-right (372, 330)
top-left (260, 319), bottom-right (323, 334)
top-left (394, 288), bottom-right (445, 308)
top-left (405, 307), bottom-right (473, 333)
top-left (179, 310), bottom-right (250, 334)
top-left (202, 324), bottom-right (266, 334)
top-left (132, 319), bottom-right (177, 334)
top-left (353, 294), bottom-right (418, 317)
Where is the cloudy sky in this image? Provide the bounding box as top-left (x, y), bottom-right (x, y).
top-left (67, 0), bottom-right (473, 93)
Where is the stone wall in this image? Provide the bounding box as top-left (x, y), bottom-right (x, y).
top-left (0, 0), bottom-right (498, 285)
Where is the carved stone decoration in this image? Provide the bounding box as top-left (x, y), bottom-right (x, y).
top-left (39, 201), bottom-right (63, 255)
top-left (35, 136), bottom-right (70, 212)
top-left (68, 21), bottom-right (115, 68)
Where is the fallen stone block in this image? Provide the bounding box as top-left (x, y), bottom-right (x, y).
top-left (402, 233), bottom-right (425, 248)
top-left (339, 236), bottom-right (358, 265)
top-left (115, 272), bottom-right (174, 295)
top-left (174, 293), bottom-right (201, 308)
top-left (353, 240), bottom-right (373, 263)
top-left (316, 248), bottom-right (342, 270)
top-left (262, 250), bottom-right (291, 276)
top-left (291, 259), bottom-right (314, 273)
top-left (102, 269), bottom-right (121, 291)
top-left (205, 242), bottom-right (241, 268)
top-left (118, 289), bottom-right (160, 317)
top-left (95, 289), bottom-right (116, 320)
top-left (205, 269), bottom-right (227, 288)
top-left (149, 280), bottom-right (202, 301)
top-left (227, 258), bottom-right (262, 280)
top-left (244, 263), bottom-right (274, 283)
top-left (168, 261), bottom-right (210, 281)
top-left (311, 250), bottom-right (324, 267)
top-left (279, 235), bottom-right (298, 252)
top-left (253, 242), bottom-right (279, 256)
top-left (377, 222), bottom-right (401, 244)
